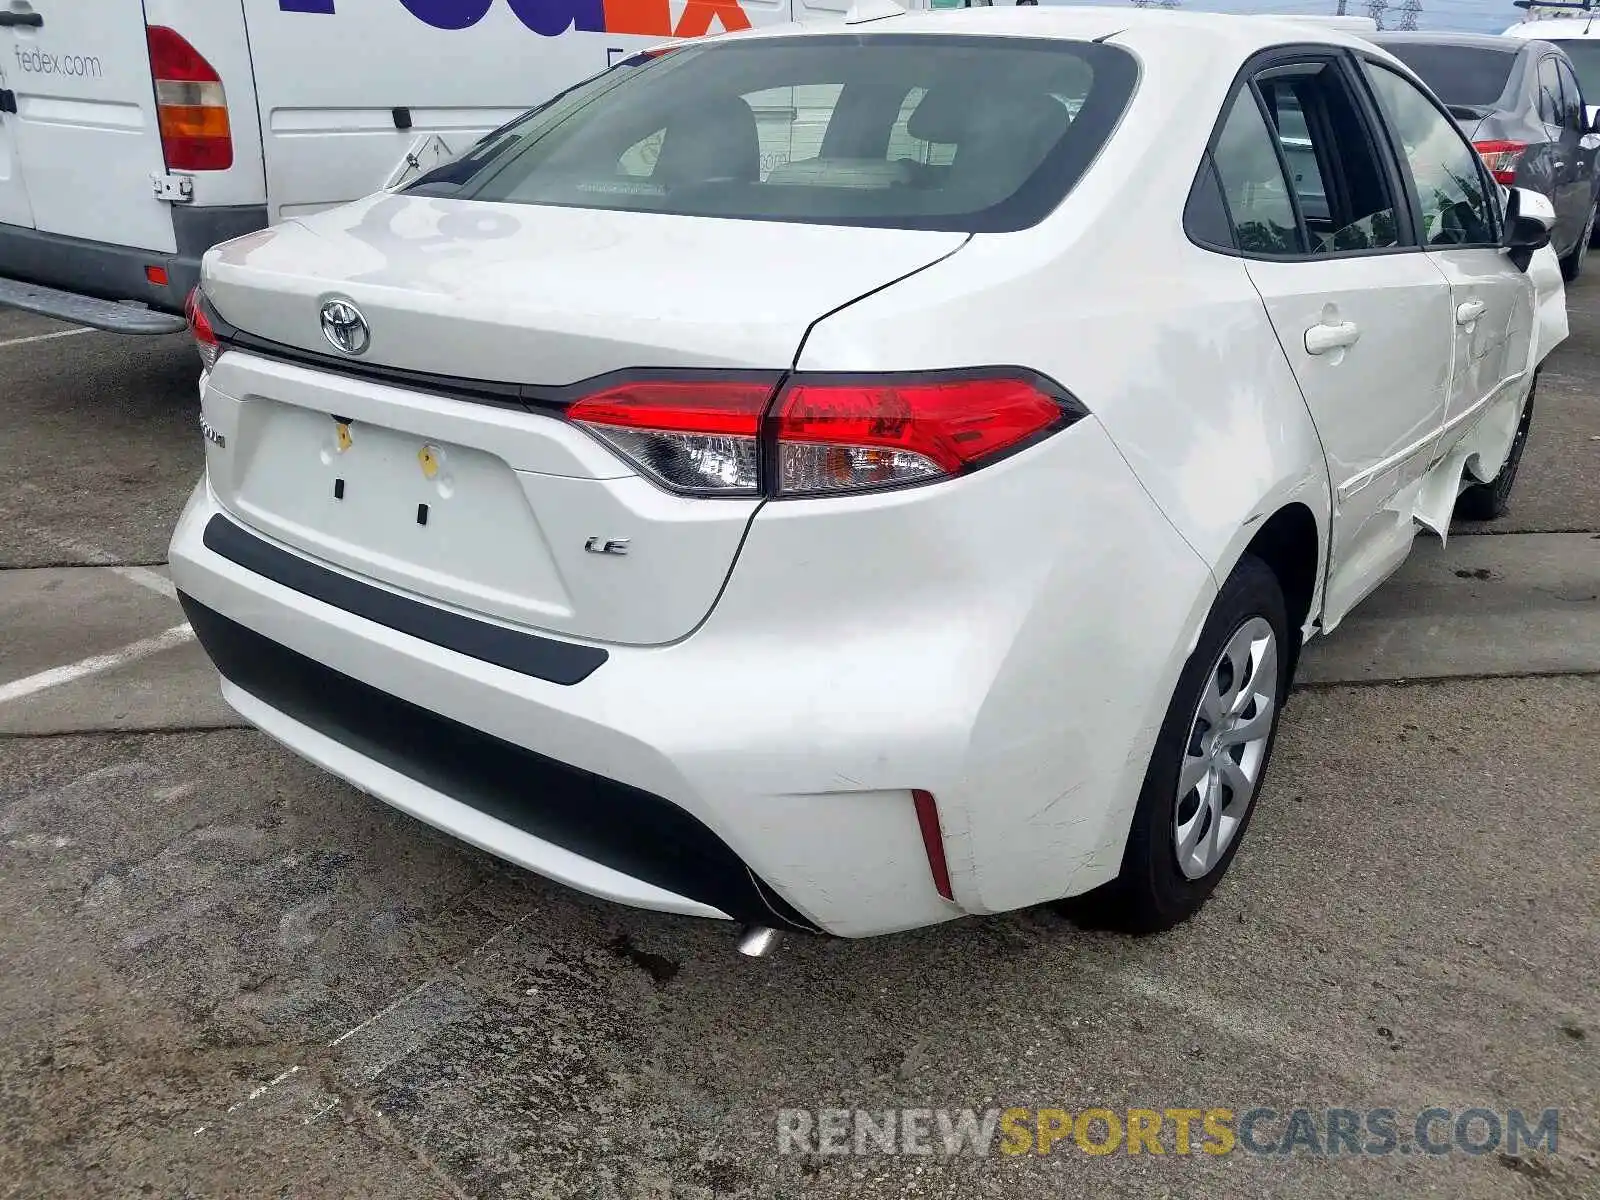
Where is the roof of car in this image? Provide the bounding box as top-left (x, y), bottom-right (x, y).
top-left (723, 5), bottom-right (1393, 57)
top-left (1506, 17), bottom-right (1600, 39)
top-left (1371, 31), bottom-right (1528, 51)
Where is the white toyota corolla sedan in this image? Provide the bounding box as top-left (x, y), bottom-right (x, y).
top-left (171, 7), bottom-right (1566, 948)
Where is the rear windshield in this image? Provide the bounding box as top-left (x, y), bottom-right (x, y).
top-left (1552, 38), bottom-right (1600, 99)
top-left (1381, 44), bottom-right (1517, 108)
top-left (404, 35), bottom-right (1137, 233)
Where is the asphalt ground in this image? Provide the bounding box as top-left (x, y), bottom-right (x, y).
top-left (0, 283), bottom-right (1596, 1198)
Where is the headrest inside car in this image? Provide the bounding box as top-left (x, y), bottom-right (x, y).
top-left (906, 87), bottom-right (972, 145)
top-left (655, 97), bottom-right (760, 184)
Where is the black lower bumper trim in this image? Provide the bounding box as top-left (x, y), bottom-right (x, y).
top-left (203, 514), bottom-right (606, 685)
top-left (178, 592), bottom-right (819, 933)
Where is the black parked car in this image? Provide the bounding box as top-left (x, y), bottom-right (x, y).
top-left (1375, 31), bottom-right (1600, 280)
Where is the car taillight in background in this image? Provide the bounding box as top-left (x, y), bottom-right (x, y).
top-left (1473, 140), bottom-right (1526, 186)
top-left (185, 288), bottom-right (220, 371)
top-left (148, 25), bottom-right (232, 171)
top-left (566, 371), bottom-right (1085, 498)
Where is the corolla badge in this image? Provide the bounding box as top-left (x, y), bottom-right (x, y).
top-left (320, 299), bottom-right (370, 356)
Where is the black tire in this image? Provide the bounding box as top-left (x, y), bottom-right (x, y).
top-left (1064, 555), bottom-right (1290, 935)
top-left (1455, 383), bottom-right (1535, 522)
top-left (1562, 207), bottom-right (1593, 282)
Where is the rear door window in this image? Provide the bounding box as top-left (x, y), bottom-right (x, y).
top-left (404, 35), bottom-right (1138, 233)
top-left (1204, 58), bottom-right (1406, 257)
top-left (1257, 62), bottom-right (1403, 254)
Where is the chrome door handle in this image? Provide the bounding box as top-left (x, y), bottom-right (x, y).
top-left (1304, 320), bottom-right (1361, 355)
top-left (1456, 300), bottom-right (1487, 325)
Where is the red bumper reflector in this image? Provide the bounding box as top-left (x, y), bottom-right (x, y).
top-left (145, 265), bottom-right (169, 287)
top-left (912, 789), bottom-right (955, 902)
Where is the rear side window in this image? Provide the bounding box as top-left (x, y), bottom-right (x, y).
top-left (1538, 56), bottom-right (1564, 125)
top-left (1557, 59), bottom-right (1586, 131)
top-left (1211, 93), bottom-right (1303, 255)
top-left (404, 35), bottom-right (1138, 233)
top-left (1378, 44), bottom-right (1516, 110)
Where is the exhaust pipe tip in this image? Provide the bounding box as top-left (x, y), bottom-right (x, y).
top-left (736, 925), bottom-right (782, 958)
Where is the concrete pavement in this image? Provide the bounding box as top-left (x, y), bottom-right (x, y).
top-left (1, 283), bottom-right (1597, 1199)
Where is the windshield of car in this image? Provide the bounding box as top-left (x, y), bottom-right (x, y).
top-left (1551, 38), bottom-right (1600, 100)
top-left (403, 35), bottom-right (1137, 233)
top-left (1381, 43), bottom-right (1518, 108)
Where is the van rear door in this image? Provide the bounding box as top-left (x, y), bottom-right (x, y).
top-left (0, 0), bottom-right (175, 252)
top-left (241, 0), bottom-right (794, 224)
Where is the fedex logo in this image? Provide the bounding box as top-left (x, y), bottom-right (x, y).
top-left (279, 0), bottom-right (751, 38)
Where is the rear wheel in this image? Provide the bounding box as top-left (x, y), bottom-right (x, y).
top-left (1562, 206), bottom-right (1593, 282)
top-left (1455, 382), bottom-right (1535, 522)
top-left (1067, 555), bottom-right (1289, 934)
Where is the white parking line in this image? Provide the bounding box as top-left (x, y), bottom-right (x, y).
top-left (0, 623), bottom-right (194, 706)
top-left (0, 504), bottom-right (177, 600)
top-left (0, 328), bottom-right (91, 349)
top-left (111, 565), bottom-right (178, 601)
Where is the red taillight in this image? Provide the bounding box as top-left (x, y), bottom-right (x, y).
top-left (185, 287), bottom-right (219, 371)
top-left (567, 379), bottom-right (773, 495)
top-left (773, 375), bottom-right (1068, 496)
top-left (912, 790), bottom-right (955, 903)
top-left (566, 371), bottom-right (1080, 498)
top-left (1473, 140), bottom-right (1526, 186)
top-left (148, 26), bottom-right (232, 171)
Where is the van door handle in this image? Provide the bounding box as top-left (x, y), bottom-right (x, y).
top-left (1304, 320), bottom-right (1361, 355)
top-left (0, 12), bottom-right (43, 26)
top-left (1456, 300), bottom-right (1487, 325)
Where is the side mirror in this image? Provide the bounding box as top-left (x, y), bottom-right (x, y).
top-left (1502, 186), bottom-right (1554, 272)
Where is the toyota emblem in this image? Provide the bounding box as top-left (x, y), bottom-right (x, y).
top-left (320, 299), bottom-right (370, 356)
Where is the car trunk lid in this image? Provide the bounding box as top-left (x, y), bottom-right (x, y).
top-left (200, 196), bottom-right (966, 647)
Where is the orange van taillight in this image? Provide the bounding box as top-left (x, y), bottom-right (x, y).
top-left (147, 25), bottom-right (232, 171)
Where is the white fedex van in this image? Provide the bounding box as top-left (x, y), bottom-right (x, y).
top-left (0, 0), bottom-right (1017, 334)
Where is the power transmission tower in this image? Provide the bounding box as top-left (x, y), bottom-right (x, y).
top-left (1367, 0), bottom-right (1389, 29)
top-left (1397, 0), bottom-right (1421, 29)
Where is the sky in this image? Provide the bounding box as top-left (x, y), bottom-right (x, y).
top-left (1042, 0), bottom-right (1546, 35)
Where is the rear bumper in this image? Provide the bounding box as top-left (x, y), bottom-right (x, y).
top-left (0, 206), bottom-right (265, 329)
top-left (170, 411), bottom-right (1216, 937)
top-left (179, 590), bottom-right (814, 930)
